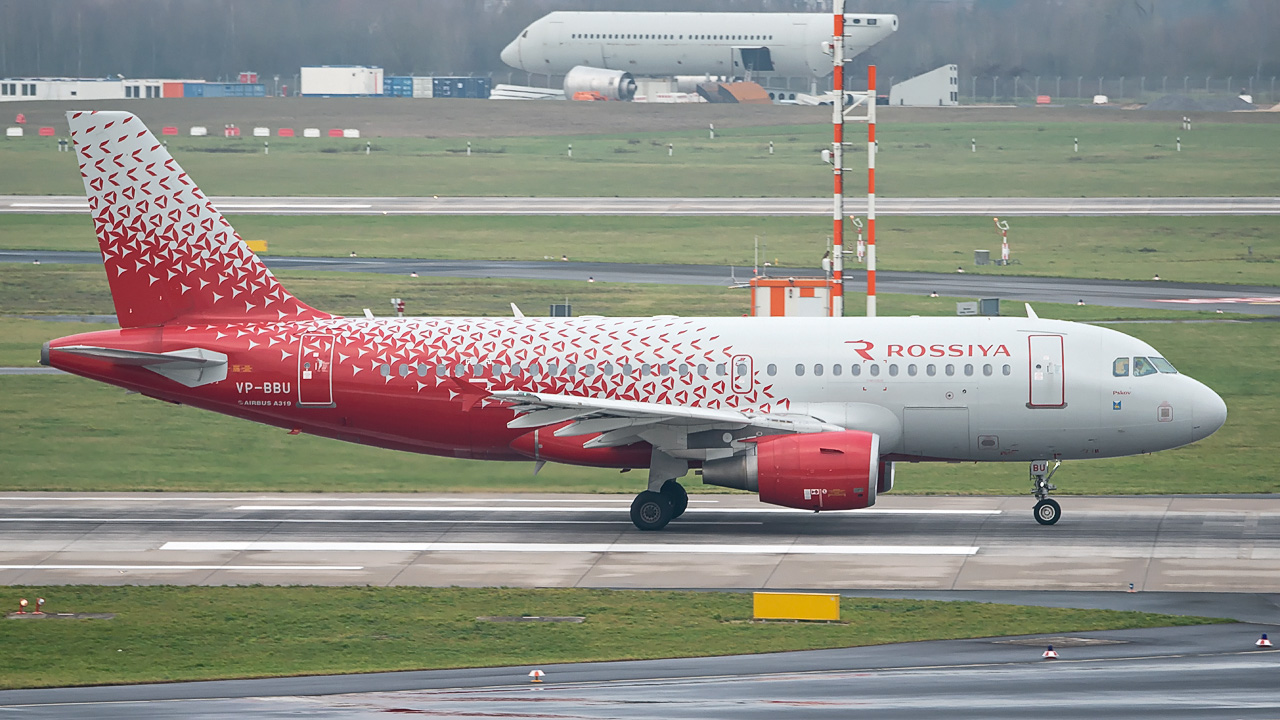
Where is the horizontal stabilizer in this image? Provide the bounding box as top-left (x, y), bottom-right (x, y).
top-left (57, 345), bottom-right (227, 387)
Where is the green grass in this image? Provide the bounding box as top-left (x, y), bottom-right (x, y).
top-left (0, 586), bottom-right (1223, 690)
top-left (4, 120), bottom-right (1279, 197)
top-left (4, 213), bottom-right (1279, 286)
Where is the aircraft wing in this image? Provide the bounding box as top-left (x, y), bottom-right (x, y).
top-left (490, 390), bottom-right (839, 449)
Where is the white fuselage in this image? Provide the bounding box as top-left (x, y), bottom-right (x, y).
top-left (501, 12), bottom-right (898, 79)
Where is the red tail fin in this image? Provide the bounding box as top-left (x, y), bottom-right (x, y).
top-left (67, 110), bottom-right (329, 328)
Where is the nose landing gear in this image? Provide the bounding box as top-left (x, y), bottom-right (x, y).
top-left (1030, 459), bottom-right (1062, 525)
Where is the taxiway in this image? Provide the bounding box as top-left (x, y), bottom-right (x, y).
top-left (4, 195), bottom-right (1280, 216)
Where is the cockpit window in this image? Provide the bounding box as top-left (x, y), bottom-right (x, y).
top-left (1149, 357), bottom-right (1178, 374)
top-left (1112, 357), bottom-right (1129, 377)
top-left (1132, 356), bottom-right (1158, 377)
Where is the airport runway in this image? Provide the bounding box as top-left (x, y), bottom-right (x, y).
top-left (5, 250), bottom-right (1280, 316)
top-left (3, 493), bottom-right (1278, 593)
top-left (2, 623), bottom-right (1277, 717)
top-left (4, 194), bottom-right (1280, 216)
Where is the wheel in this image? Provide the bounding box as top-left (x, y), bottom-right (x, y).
top-left (660, 480), bottom-right (688, 519)
top-left (630, 490), bottom-right (674, 531)
top-left (1034, 498), bottom-right (1061, 525)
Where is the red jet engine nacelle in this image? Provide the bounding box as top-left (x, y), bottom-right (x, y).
top-left (701, 430), bottom-right (881, 511)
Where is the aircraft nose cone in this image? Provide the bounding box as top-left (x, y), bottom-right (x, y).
top-left (1193, 381), bottom-right (1228, 439)
top-left (500, 39), bottom-right (520, 69)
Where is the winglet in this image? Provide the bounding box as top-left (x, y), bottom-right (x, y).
top-left (511, 303), bottom-right (525, 319)
top-left (1025, 303), bottom-right (1039, 320)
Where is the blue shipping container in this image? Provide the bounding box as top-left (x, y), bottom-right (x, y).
top-left (183, 82), bottom-right (204, 98)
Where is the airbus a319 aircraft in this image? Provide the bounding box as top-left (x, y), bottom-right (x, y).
top-left (44, 111), bottom-right (1227, 531)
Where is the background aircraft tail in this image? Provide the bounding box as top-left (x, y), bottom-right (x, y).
top-left (67, 110), bottom-right (329, 328)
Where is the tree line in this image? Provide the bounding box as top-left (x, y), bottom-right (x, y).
top-left (0, 0), bottom-right (1275, 85)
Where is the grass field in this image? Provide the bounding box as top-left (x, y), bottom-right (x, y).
top-left (4, 213), bottom-right (1278, 286)
top-left (2, 263), bottom-right (1272, 495)
top-left (3, 120), bottom-right (1279, 198)
top-left (0, 586), bottom-right (1222, 689)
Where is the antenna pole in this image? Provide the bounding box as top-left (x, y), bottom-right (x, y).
top-left (867, 64), bottom-right (877, 318)
top-left (831, 1), bottom-right (845, 318)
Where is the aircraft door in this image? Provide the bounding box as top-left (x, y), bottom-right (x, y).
top-left (731, 354), bottom-right (753, 394)
top-left (1028, 335), bottom-right (1065, 408)
top-left (297, 334), bottom-right (335, 407)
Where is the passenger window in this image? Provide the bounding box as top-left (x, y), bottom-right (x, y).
top-left (380, 364), bottom-right (391, 377)
top-left (888, 364), bottom-right (899, 377)
top-left (417, 363), bottom-right (429, 377)
top-left (1002, 364), bottom-right (1011, 376)
top-left (983, 364), bottom-right (993, 376)
top-left (964, 364), bottom-right (974, 376)
top-left (945, 364), bottom-right (955, 376)
top-left (565, 364), bottom-right (576, 377)
top-left (1133, 357), bottom-right (1158, 377)
top-left (908, 364), bottom-right (918, 377)
top-left (1112, 357), bottom-right (1130, 377)
top-left (716, 363), bottom-right (727, 376)
top-left (435, 363), bottom-right (448, 376)
top-left (832, 364), bottom-right (842, 376)
top-left (851, 364), bottom-right (861, 377)
top-left (1150, 357), bottom-right (1178, 374)
top-left (544, 363), bottom-right (557, 376)
top-left (736, 363), bottom-right (748, 376)
top-left (926, 364), bottom-right (936, 377)
top-left (679, 363), bottom-right (690, 375)
top-left (697, 363), bottom-right (708, 376)
top-left (640, 363), bottom-right (651, 376)
top-left (795, 363), bottom-right (805, 376)
top-left (870, 364), bottom-right (880, 377)
top-left (582, 364), bottom-right (595, 376)
top-left (766, 363), bottom-right (777, 376)
top-left (622, 363), bottom-right (633, 376)
top-left (659, 364), bottom-right (670, 376)
top-left (491, 364), bottom-right (504, 376)
top-left (600, 362), bottom-right (612, 375)
top-left (814, 364), bottom-right (824, 376)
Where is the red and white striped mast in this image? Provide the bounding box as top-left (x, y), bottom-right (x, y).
top-left (866, 64), bottom-right (877, 317)
top-left (830, 2), bottom-right (846, 318)
top-left (830, 1), bottom-right (876, 318)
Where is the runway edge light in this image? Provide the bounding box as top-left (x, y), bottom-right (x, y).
top-left (1042, 645), bottom-right (1059, 659)
top-left (529, 669), bottom-right (546, 682)
top-left (1256, 634), bottom-right (1272, 649)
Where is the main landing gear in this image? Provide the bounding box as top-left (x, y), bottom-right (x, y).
top-left (630, 480), bottom-right (688, 531)
top-left (1030, 459), bottom-right (1062, 525)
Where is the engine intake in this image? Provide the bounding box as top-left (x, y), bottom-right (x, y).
top-left (702, 430), bottom-right (881, 511)
top-left (563, 66), bottom-right (637, 101)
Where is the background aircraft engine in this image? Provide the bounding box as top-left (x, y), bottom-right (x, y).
top-left (563, 65), bottom-right (637, 101)
top-left (701, 430), bottom-right (881, 511)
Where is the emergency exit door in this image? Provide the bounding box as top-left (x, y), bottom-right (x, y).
top-left (1027, 335), bottom-right (1065, 408)
top-left (297, 334), bottom-right (334, 407)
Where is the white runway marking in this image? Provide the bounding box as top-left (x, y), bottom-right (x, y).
top-left (0, 565), bottom-right (364, 571)
top-left (234, 505), bottom-right (1001, 516)
top-left (162, 541), bottom-right (980, 555)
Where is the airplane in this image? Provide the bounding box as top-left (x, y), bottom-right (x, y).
top-left (43, 111), bottom-right (1227, 531)
top-left (500, 11), bottom-right (898, 100)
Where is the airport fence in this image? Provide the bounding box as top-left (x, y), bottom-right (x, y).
top-left (960, 75), bottom-right (1279, 106)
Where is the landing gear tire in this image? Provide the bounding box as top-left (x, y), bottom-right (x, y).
top-left (659, 480), bottom-right (688, 519)
top-left (1034, 498), bottom-right (1061, 526)
top-left (631, 490), bottom-right (674, 531)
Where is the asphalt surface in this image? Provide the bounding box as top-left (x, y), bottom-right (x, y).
top-left (2, 623), bottom-right (1277, 717)
top-left (5, 250), bottom-right (1279, 316)
top-left (5, 195), bottom-right (1280, 216)
top-left (3, 493), bottom-right (1278, 593)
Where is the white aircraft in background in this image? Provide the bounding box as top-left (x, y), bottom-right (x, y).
top-left (46, 111), bottom-right (1227, 534)
top-left (500, 11), bottom-right (898, 100)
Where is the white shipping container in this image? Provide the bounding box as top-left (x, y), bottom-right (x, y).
top-left (190, 126), bottom-right (208, 137)
top-left (343, 129), bottom-right (360, 138)
top-left (412, 76), bottom-right (434, 98)
top-left (303, 128), bottom-right (321, 138)
top-left (252, 127), bottom-right (270, 137)
top-left (300, 66), bottom-right (384, 96)
top-left (5, 127), bottom-right (22, 137)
